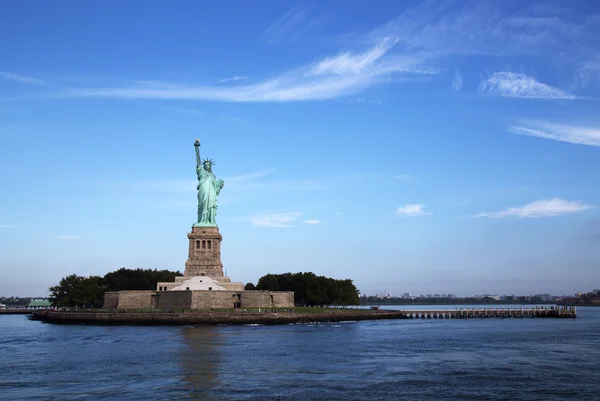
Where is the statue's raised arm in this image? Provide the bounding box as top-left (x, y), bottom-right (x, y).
top-left (194, 138), bottom-right (201, 169)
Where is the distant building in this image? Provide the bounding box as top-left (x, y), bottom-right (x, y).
top-left (474, 294), bottom-right (501, 300)
top-left (27, 299), bottom-right (52, 308)
top-left (0, 303), bottom-right (6, 310)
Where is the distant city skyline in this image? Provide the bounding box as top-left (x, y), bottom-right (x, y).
top-left (1, 0), bottom-right (600, 297)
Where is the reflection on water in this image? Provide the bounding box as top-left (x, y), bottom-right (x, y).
top-left (179, 326), bottom-right (222, 399)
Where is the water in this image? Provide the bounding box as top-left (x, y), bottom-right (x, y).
top-left (1, 306), bottom-right (599, 400)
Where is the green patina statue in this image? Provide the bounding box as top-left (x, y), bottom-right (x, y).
top-left (193, 139), bottom-right (224, 227)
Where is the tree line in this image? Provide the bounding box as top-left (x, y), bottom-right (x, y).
top-left (0, 297), bottom-right (32, 307)
top-left (245, 272), bottom-right (360, 306)
top-left (558, 288), bottom-right (600, 306)
top-left (49, 268), bottom-right (182, 308)
top-left (359, 295), bottom-right (555, 305)
top-left (48, 269), bottom-right (360, 308)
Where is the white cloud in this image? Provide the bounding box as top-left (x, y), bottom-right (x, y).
top-left (31, 37), bottom-right (434, 103)
top-left (473, 198), bottom-right (593, 218)
top-left (370, 2), bottom-right (597, 58)
top-left (155, 104), bottom-right (204, 116)
top-left (395, 204), bottom-right (432, 217)
top-left (57, 235), bottom-right (82, 240)
top-left (508, 122), bottom-right (600, 147)
top-left (452, 69), bottom-right (463, 91)
top-left (0, 71), bottom-right (49, 86)
top-left (260, 7), bottom-right (309, 43)
top-left (335, 212), bottom-right (343, 216)
top-left (243, 212), bottom-right (321, 227)
top-left (0, 224), bottom-right (19, 228)
top-left (225, 169), bottom-right (275, 182)
top-left (250, 212), bottom-right (302, 228)
top-left (136, 170), bottom-right (275, 193)
top-left (479, 72), bottom-right (576, 99)
top-left (394, 174), bottom-right (416, 182)
top-left (219, 76), bottom-right (247, 83)
top-left (309, 37), bottom-right (398, 76)
top-left (260, 7), bottom-right (328, 44)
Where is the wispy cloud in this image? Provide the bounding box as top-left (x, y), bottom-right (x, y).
top-left (395, 204), bottom-right (432, 217)
top-left (226, 169), bottom-right (275, 182)
top-left (130, 170), bottom-right (325, 194)
top-left (240, 211), bottom-right (321, 227)
top-left (335, 212), bottom-right (343, 216)
top-left (155, 104), bottom-right (204, 116)
top-left (509, 122), bottom-right (600, 147)
top-left (479, 72), bottom-right (576, 99)
top-left (452, 69), bottom-right (463, 91)
top-left (309, 37), bottom-right (398, 76)
top-left (261, 7), bottom-right (308, 43)
top-left (572, 56), bottom-right (600, 90)
top-left (219, 76), bottom-right (246, 83)
top-left (473, 198), bottom-right (593, 218)
top-left (366, 1), bottom-right (600, 94)
top-left (0, 224), bottom-right (19, 228)
top-left (394, 174), bottom-right (416, 182)
top-left (17, 37), bottom-right (435, 103)
top-left (370, 2), bottom-right (597, 58)
top-left (260, 7), bottom-right (328, 43)
top-left (251, 212), bottom-right (301, 227)
top-left (0, 71), bottom-right (49, 86)
top-left (57, 235), bottom-right (82, 240)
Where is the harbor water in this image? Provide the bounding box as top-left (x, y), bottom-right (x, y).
top-left (1, 306), bottom-right (599, 400)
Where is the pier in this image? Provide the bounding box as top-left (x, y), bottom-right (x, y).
top-left (401, 306), bottom-right (576, 319)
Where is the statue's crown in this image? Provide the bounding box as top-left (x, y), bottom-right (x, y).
top-left (202, 158), bottom-right (215, 165)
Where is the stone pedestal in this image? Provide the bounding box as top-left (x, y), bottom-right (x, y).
top-left (184, 226), bottom-right (224, 277)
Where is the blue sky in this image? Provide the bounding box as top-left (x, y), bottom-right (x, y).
top-left (1, 0), bottom-right (599, 297)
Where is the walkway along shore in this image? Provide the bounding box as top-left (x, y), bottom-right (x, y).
top-left (29, 306), bottom-right (576, 326)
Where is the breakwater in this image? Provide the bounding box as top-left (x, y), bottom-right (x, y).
top-left (0, 310), bottom-right (32, 315)
top-left (30, 309), bottom-right (408, 325)
top-left (30, 305), bottom-right (576, 325)
top-left (403, 306), bottom-right (576, 319)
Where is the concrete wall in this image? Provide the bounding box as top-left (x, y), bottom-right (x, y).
top-left (240, 291), bottom-right (272, 308)
top-left (271, 291), bottom-right (295, 308)
top-left (221, 282), bottom-right (245, 291)
top-left (116, 291), bottom-right (155, 309)
top-left (155, 291), bottom-right (192, 309)
top-left (156, 282), bottom-right (179, 291)
top-left (192, 291), bottom-right (239, 309)
top-left (103, 289), bottom-right (295, 310)
top-left (239, 291), bottom-right (293, 308)
top-left (103, 292), bottom-right (120, 309)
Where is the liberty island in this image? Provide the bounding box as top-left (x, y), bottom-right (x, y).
top-left (99, 139), bottom-right (295, 310)
top-left (28, 141), bottom-right (575, 324)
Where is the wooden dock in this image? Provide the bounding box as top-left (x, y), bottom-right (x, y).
top-left (401, 306), bottom-right (576, 319)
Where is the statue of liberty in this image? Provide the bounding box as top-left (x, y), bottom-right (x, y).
top-left (193, 139), bottom-right (224, 226)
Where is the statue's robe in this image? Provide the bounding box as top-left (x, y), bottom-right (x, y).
top-left (197, 168), bottom-right (224, 225)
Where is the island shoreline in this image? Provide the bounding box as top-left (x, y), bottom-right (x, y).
top-left (30, 309), bottom-right (408, 326)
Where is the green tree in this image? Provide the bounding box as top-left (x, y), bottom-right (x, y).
top-left (255, 272), bottom-right (359, 306)
top-left (49, 268), bottom-right (182, 308)
top-left (49, 274), bottom-right (105, 308)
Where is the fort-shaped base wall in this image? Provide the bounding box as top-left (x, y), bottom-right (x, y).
top-left (103, 290), bottom-right (294, 310)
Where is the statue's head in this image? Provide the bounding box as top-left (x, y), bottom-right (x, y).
top-left (202, 159), bottom-right (214, 172)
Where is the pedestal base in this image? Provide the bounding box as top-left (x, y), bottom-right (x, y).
top-left (184, 226), bottom-right (224, 277)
